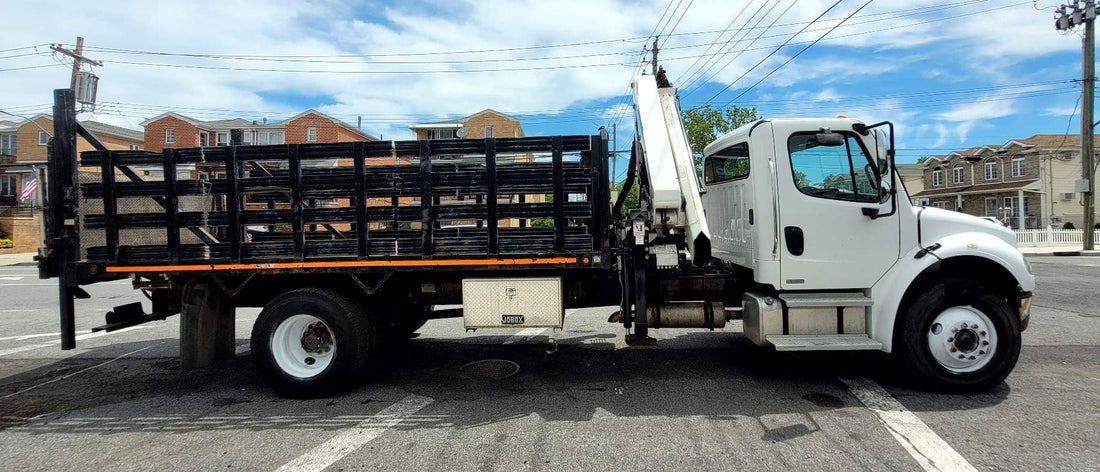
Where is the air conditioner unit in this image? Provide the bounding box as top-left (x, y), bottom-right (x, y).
top-left (1062, 192), bottom-right (1076, 200)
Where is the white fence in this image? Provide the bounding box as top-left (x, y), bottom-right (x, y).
top-left (1014, 229), bottom-right (1100, 247)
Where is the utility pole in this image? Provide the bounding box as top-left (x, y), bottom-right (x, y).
top-left (1056, 1), bottom-right (1097, 250)
top-left (611, 123), bottom-right (617, 186)
top-left (50, 37), bottom-right (103, 95)
top-left (651, 37), bottom-right (659, 75)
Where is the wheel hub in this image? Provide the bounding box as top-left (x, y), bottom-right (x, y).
top-left (927, 306), bottom-right (998, 373)
top-left (301, 322), bottom-right (333, 354)
top-left (271, 314), bottom-right (336, 379)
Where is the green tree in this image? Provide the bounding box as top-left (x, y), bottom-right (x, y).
top-left (682, 104), bottom-right (760, 174)
top-left (614, 180), bottom-right (639, 211)
top-left (916, 156), bottom-right (931, 165)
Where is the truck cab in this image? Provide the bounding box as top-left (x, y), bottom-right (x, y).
top-left (698, 117), bottom-right (1035, 390)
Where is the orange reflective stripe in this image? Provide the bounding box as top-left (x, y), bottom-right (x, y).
top-left (104, 257), bottom-right (578, 273)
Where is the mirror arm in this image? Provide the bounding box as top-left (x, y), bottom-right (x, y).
top-left (862, 121), bottom-right (897, 220)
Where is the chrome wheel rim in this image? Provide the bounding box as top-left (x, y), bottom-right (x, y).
top-left (271, 314), bottom-right (336, 378)
top-left (926, 306), bottom-right (997, 373)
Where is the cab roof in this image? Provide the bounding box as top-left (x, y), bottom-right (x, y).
top-left (703, 117), bottom-right (869, 157)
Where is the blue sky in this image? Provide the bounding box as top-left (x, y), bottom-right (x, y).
top-left (0, 0), bottom-right (1089, 179)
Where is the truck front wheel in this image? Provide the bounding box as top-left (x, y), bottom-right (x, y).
top-left (895, 278), bottom-right (1021, 392)
top-left (251, 288), bottom-right (377, 398)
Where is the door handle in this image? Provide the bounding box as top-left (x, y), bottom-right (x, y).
top-left (784, 226), bottom-right (804, 256)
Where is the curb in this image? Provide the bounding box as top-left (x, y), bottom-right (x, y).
top-left (1051, 250), bottom-right (1100, 257)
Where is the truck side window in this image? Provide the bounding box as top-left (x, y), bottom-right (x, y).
top-left (704, 142), bottom-right (750, 184)
top-left (787, 132), bottom-right (878, 203)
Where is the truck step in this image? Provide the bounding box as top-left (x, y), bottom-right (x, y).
top-left (766, 334), bottom-right (883, 351)
top-left (778, 292), bottom-right (872, 308)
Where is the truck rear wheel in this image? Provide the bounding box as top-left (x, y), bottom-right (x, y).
top-left (895, 278), bottom-right (1021, 392)
top-left (250, 288), bottom-right (377, 398)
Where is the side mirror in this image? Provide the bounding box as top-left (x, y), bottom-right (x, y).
top-left (814, 132), bottom-right (845, 147)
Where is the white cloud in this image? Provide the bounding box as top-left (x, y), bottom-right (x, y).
top-left (935, 99), bottom-right (1017, 123)
top-left (0, 0), bottom-right (1085, 144)
top-left (1043, 105), bottom-right (1079, 116)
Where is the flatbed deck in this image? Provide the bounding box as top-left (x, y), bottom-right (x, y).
top-left (71, 133), bottom-right (611, 278)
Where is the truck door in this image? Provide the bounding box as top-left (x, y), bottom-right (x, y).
top-left (776, 128), bottom-right (899, 290)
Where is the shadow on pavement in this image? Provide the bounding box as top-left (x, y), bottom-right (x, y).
top-left (0, 333), bottom-right (1011, 436)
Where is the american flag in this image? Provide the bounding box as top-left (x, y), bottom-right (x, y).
top-left (18, 168), bottom-right (38, 203)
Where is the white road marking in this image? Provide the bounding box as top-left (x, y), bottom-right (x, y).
top-left (0, 326), bottom-right (145, 357)
top-left (0, 276), bottom-right (24, 281)
top-left (841, 377), bottom-right (978, 472)
top-left (275, 394), bottom-right (434, 472)
top-left (0, 330), bottom-right (93, 342)
top-left (0, 343), bottom-right (161, 399)
top-left (502, 327), bottom-right (548, 344)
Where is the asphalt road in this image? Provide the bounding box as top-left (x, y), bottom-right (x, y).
top-left (0, 257), bottom-right (1097, 471)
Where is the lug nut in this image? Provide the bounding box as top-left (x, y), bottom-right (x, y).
top-left (949, 347), bottom-right (957, 352)
top-left (982, 340), bottom-right (989, 346)
top-left (979, 350), bottom-right (986, 355)
top-left (947, 337), bottom-right (954, 342)
top-left (970, 324), bottom-right (979, 329)
top-left (958, 354), bottom-right (966, 359)
top-left (979, 331), bottom-right (987, 336)
top-left (968, 356), bottom-right (976, 360)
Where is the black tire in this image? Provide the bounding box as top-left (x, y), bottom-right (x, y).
top-left (250, 288), bottom-right (377, 398)
top-left (895, 278), bottom-right (1021, 392)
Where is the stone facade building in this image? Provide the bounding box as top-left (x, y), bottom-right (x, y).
top-left (911, 135), bottom-right (1100, 229)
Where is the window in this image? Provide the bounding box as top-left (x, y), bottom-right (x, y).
top-left (307, 127), bottom-right (318, 142)
top-left (1004, 196), bottom-right (1026, 218)
top-left (129, 144), bottom-right (140, 150)
top-left (787, 132), bottom-right (879, 203)
top-left (985, 197), bottom-right (997, 217)
top-left (165, 128), bottom-right (176, 144)
top-left (932, 201), bottom-right (948, 209)
top-left (0, 134), bottom-right (16, 156)
top-left (0, 175), bottom-right (15, 196)
top-left (242, 131), bottom-right (253, 145)
top-left (429, 128), bottom-right (456, 140)
top-left (484, 126), bottom-right (493, 138)
top-left (932, 168), bottom-right (943, 187)
top-left (199, 131), bottom-right (209, 147)
top-left (703, 142), bottom-right (750, 184)
top-left (38, 131), bottom-right (48, 145)
top-left (1011, 157), bottom-right (1024, 177)
top-left (984, 160), bottom-right (998, 180)
top-left (953, 166), bottom-right (964, 184)
top-left (258, 131), bottom-right (285, 145)
top-left (216, 132), bottom-right (228, 146)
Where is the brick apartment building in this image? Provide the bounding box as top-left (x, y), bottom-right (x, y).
top-left (140, 109), bottom-right (375, 152)
top-left (408, 109), bottom-right (525, 140)
top-left (911, 134), bottom-right (1100, 230)
top-left (410, 109), bottom-right (537, 228)
top-left (0, 116), bottom-right (144, 253)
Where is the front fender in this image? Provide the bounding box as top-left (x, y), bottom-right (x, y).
top-left (870, 231), bottom-right (1034, 352)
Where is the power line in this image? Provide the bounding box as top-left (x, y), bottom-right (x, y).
top-left (95, 58), bottom-right (638, 74)
top-left (672, 1), bottom-right (755, 87)
top-left (0, 64), bottom-right (65, 73)
top-left (690, 0), bottom-right (822, 103)
top-left (719, 0), bottom-right (875, 108)
top-left (678, 0), bottom-right (773, 92)
top-left (665, 0), bottom-right (696, 38)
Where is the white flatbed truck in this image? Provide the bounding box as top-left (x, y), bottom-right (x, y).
top-left (38, 72), bottom-right (1034, 397)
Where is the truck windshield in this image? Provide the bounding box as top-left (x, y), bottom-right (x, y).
top-left (787, 132), bottom-right (879, 203)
